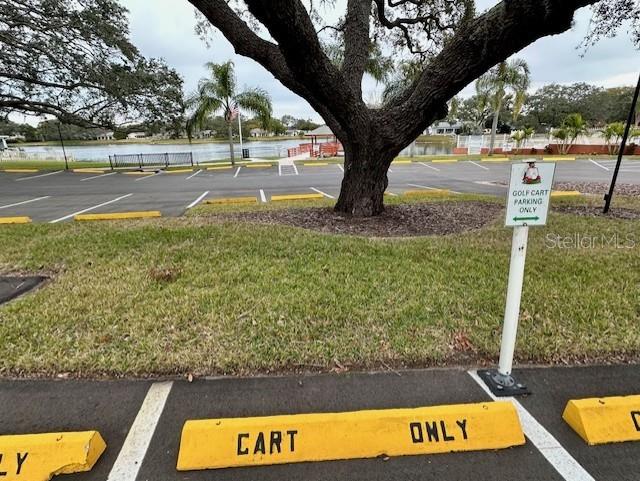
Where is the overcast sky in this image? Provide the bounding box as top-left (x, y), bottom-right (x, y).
top-left (110, 2), bottom-right (640, 123)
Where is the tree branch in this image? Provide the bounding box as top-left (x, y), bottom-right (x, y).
top-left (243, 0), bottom-right (366, 130)
top-left (380, 0), bottom-right (599, 146)
top-left (188, 0), bottom-right (347, 138)
top-left (341, 0), bottom-right (371, 96)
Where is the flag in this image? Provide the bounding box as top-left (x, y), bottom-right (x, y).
top-left (228, 103), bottom-right (239, 121)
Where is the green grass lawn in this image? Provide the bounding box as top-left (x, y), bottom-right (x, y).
top-left (0, 194), bottom-right (638, 377)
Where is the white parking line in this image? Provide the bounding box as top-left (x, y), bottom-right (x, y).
top-left (0, 196), bottom-right (50, 210)
top-left (418, 162), bottom-right (441, 172)
top-left (234, 167), bottom-right (242, 178)
top-left (408, 183), bottom-right (461, 194)
top-left (468, 371), bottom-right (595, 481)
top-left (135, 172), bottom-right (161, 182)
top-left (310, 187), bottom-right (335, 199)
top-left (186, 169), bottom-right (202, 180)
top-left (16, 170), bottom-right (64, 181)
top-left (259, 189), bottom-right (267, 203)
top-left (408, 183), bottom-right (439, 190)
top-left (187, 191), bottom-right (209, 209)
top-left (292, 163), bottom-right (299, 175)
top-left (49, 193), bottom-right (133, 223)
top-left (106, 381), bottom-right (173, 481)
top-left (80, 172), bottom-right (117, 182)
top-left (337, 164), bottom-right (344, 172)
top-left (469, 161), bottom-right (490, 171)
top-left (588, 159), bottom-right (609, 171)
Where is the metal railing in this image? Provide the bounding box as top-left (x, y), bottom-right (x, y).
top-left (109, 152), bottom-right (194, 169)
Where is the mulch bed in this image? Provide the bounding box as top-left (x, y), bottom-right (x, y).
top-left (555, 182), bottom-right (640, 197)
top-left (554, 205), bottom-right (640, 220)
top-left (219, 201), bottom-right (503, 237)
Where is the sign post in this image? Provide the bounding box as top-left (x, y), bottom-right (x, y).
top-left (479, 160), bottom-right (556, 396)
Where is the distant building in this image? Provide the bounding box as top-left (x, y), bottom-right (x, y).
top-left (285, 129), bottom-right (304, 136)
top-left (96, 131), bottom-right (114, 141)
top-left (127, 132), bottom-right (147, 139)
top-left (250, 128), bottom-right (268, 137)
top-left (198, 130), bottom-right (215, 139)
top-left (428, 121), bottom-right (463, 135)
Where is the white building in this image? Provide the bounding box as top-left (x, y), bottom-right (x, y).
top-left (127, 132), bottom-right (147, 139)
top-left (428, 121), bottom-right (463, 135)
top-left (96, 131), bottom-right (114, 141)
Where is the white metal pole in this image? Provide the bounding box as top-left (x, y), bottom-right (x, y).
top-left (238, 111), bottom-right (243, 154)
top-left (498, 225), bottom-right (529, 376)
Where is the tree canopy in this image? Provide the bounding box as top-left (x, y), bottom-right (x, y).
top-left (0, 0), bottom-right (184, 128)
top-left (189, 0), bottom-right (639, 216)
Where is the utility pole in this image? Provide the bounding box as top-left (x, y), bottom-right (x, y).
top-left (603, 73), bottom-right (640, 214)
top-left (57, 121), bottom-right (69, 170)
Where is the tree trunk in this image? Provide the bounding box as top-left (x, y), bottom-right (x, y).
top-left (334, 140), bottom-right (394, 216)
top-left (488, 102), bottom-right (501, 155)
top-left (227, 121), bottom-right (235, 165)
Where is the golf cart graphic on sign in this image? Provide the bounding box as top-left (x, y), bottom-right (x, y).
top-left (505, 161), bottom-right (556, 227)
top-left (522, 162), bottom-right (541, 184)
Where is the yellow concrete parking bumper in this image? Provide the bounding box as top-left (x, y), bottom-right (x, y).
top-left (72, 168), bottom-right (107, 173)
top-left (123, 171), bottom-right (155, 176)
top-left (0, 217), bottom-right (31, 224)
top-left (245, 164), bottom-right (273, 168)
top-left (551, 190), bottom-right (581, 197)
top-left (391, 160), bottom-right (412, 164)
top-left (481, 157), bottom-right (510, 162)
top-left (2, 169), bottom-right (39, 173)
top-left (303, 163), bottom-right (329, 166)
top-left (204, 197), bottom-right (258, 205)
top-left (206, 166), bottom-right (232, 171)
top-left (74, 211), bottom-right (161, 221)
top-left (177, 401), bottom-right (524, 471)
top-left (0, 431), bottom-right (105, 481)
top-left (544, 156), bottom-right (576, 161)
top-left (431, 159), bottom-right (458, 163)
top-left (271, 193), bottom-right (324, 201)
top-left (563, 395), bottom-right (640, 445)
top-left (166, 169), bottom-right (194, 174)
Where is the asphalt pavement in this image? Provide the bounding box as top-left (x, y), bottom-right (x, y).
top-left (1, 366), bottom-right (639, 480)
top-left (0, 158), bottom-right (639, 223)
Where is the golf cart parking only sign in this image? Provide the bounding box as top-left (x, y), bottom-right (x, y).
top-left (505, 161), bottom-right (556, 227)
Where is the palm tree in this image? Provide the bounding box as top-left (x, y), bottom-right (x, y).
top-left (186, 61), bottom-right (272, 165)
top-left (476, 59), bottom-right (530, 155)
top-left (601, 122), bottom-right (625, 154)
top-left (552, 113), bottom-right (589, 154)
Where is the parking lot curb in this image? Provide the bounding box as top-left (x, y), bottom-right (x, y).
top-left (0, 431), bottom-right (106, 481)
top-left (176, 401), bottom-right (524, 471)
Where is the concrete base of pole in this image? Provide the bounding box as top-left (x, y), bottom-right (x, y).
top-left (478, 369), bottom-right (530, 397)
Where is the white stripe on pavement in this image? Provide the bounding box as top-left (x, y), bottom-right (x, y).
top-left (234, 167), bottom-right (242, 178)
top-left (468, 370), bottom-right (595, 481)
top-left (80, 172), bottom-right (117, 182)
top-left (106, 381), bottom-right (173, 481)
top-left (16, 170), bottom-right (64, 181)
top-left (310, 187), bottom-right (335, 199)
top-left (259, 189), bottom-right (267, 203)
top-left (337, 164), bottom-right (344, 172)
top-left (135, 172), bottom-right (161, 182)
top-left (588, 159), bottom-right (609, 171)
top-left (469, 161), bottom-right (490, 171)
top-left (408, 183), bottom-right (461, 194)
top-left (418, 162), bottom-right (441, 172)
top-left (0, 196), bottom-right (50, 210)
top-left (49, 193), bottom-right (132, 223)
top-left (187, 191), bottom-right (209, 209)
top-left (186, 169), bottom-right (202, 180)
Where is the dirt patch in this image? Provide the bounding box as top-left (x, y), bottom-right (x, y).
top-left (555, 182), bottom-right (640, 197)
top-left (555, 205), bottom-right (640, 220)
top-left (217, 201), bottom-right (503, 237)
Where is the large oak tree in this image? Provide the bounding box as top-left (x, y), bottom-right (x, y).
top-left (190, 0), bottom-right (638, 216)
top-left (0, 0), bottom-right (184, 128)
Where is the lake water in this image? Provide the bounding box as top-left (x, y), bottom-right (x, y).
top-left (20, 139), bottom-right (452, 163)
